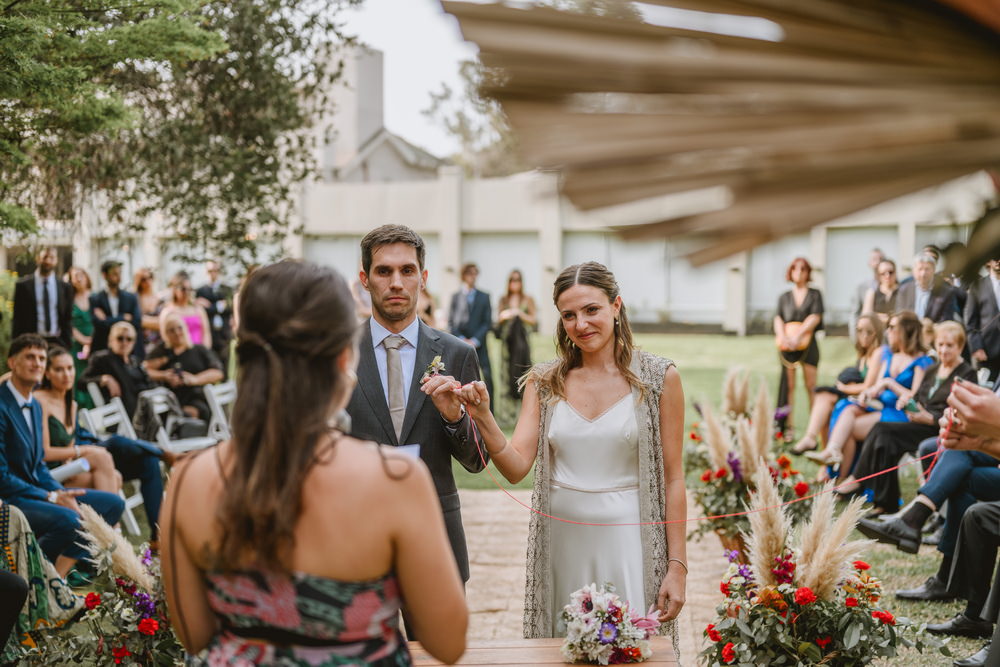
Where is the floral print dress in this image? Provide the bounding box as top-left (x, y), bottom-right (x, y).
top-left (194, 569), bottom-right (411, 666)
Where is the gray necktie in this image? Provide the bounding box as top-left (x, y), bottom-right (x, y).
top-left (383, 335), bottom-right (406, 441)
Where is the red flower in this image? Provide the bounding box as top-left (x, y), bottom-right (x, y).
top-left (777, 454), bottom-right (792, 469)
top-left (112, 646), bottom-right (131, 664)
top-left (794, 587), bottom-right (817, 605)
top-left (720, 581), bottom-right (730, 596)
top-left (781, 470), bottom-right (790, 479)
top-left (845, 597), bottom-right (859, 607)
top-left (701, 470), bottom-right (712, 482)
top-left (853, 560), bottom-right (871, 571)
top-left (872, 610), bottom-right (896, 625)
top-left (775, 430), bottom-right (784, 440)
top-left (794, 481), bottom-right (809, 497)
top-left (85, 592), bottom-right (101, 610)
top-left (690, 431), bottom-right (701, 441)
top-left (816, 636), bottom-right (832, 649)
top-left (721, 642), bottom-right (736, 664)
top-left (715, 468), bottom-right (727, 479)
top-left (705, 623), bottom-right (722, 642)
top-left (137, 618), bottom-right (159, 635)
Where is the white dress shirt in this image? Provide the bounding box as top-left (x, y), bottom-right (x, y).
top-left (33, 271), bottom-right (59, 336)
top-left (915, 285), bottom-right (931, 320)
top-left (370, 317), bottom-right (420, 409)
top-left (7, 381), bottom-right (34, 437)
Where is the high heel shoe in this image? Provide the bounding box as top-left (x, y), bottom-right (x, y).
top-left (791, 435), bottom-right (818, 455)
top-left (805, 448), bottom-right (841, 465)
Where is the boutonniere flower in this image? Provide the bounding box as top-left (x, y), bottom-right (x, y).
top-left (422, 355), bottom-right (446, 381)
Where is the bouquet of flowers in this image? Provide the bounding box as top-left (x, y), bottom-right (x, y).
top-left (699, 468), bottom-right (948, 666)
top-left (560, 583), bottom-right (660, 665)
top-left (687, 384), bottom-right (813, 547)
top-left (19, 505), bottom-right (183, 666)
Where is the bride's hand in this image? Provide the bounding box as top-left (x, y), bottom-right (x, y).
top-left (456, 380), bottom-right (491, 421)
top-left (656, 569), bottom-right (686, 622)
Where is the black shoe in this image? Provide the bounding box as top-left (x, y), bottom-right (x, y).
top-left (927, 613), bottom-right (993, 639)
top-left (954, 642), bottom-right (991, 667)
top-left (857, 516), bottom-right (921, 554)
top-left (923, 522), bottom-right (944, 546)
top-left (923, 512), bottom-right (945, 534)
top-left (896, 575), bottom-right (955, 601)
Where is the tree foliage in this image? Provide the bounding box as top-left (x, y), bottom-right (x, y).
top-left (0, 0), bottom-right (225, 233)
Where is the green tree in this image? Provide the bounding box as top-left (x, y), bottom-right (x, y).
top-left (116, 0), bottom-right (361, 266)
top-left (0, 0), bottom-right (225, 233)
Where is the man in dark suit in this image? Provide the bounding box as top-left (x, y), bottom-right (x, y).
top-left (966, 260), bottom-right (1000, 383)
top-left (0, 335), bottom-right (124, 576)
top-left (11, 247), bottom-right (73, 349)
top-left (345, 225), bottom-right (488, 597)
top-left (897, 251), bottom-right (960, 324)
top-left (448, 262), bottom-right (494, 401)
top-left (90, 260), bottom-right (145, 360)
top-left (195, 259), bottom-right (233, 372)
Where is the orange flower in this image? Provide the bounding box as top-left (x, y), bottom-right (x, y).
top-left (777, 454), bottom-right (792, 469)
top-left (756, 587), bottom-right (788, 612)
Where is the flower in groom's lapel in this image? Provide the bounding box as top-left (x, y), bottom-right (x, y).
top-left (422, 355), bottom-right (446, 381)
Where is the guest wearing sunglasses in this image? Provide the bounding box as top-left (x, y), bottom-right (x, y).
top-left (80, 321), bottom-right (156, 418)
top-left (862, 259), bottom-right (900, 325)
top-left (158, 271), bottom-right (212, 350)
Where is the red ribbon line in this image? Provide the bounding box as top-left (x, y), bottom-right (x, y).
top-left (470, 423), bottom-right (944, 527)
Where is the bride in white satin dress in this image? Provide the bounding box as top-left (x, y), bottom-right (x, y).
top-left (451, 262), bottom-right (688, 641)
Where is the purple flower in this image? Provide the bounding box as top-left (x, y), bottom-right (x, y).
top-left (774, 405), bottom-right (792, 421)
top-left (133, 591), bottom-right (156, 618)
top-left (599, 621), bottom-right (619, 644)
top-left (737, 563), bottom-right (754, 582)
top-left (141, 548), bottom-right (153, 566)
top-left (726, 451), bottom-right (743, 483)
top-left (725, 549), bottom-right (741, 563)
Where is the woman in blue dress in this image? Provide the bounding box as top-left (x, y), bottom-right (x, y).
top-left (808, 310), bottom-right (931, 480)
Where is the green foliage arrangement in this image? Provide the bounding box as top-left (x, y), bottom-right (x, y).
top-left (0, 270), bottom-right (17, 373)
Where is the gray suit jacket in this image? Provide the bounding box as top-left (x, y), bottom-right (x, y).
top-left (346, 319), bottom-right (488, 581)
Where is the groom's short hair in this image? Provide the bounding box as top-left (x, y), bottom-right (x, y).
top-left (360, 225), bottom-right (426, 274)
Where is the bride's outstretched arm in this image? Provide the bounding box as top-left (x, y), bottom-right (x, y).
top-left (656, 365), bottom-right (687, 623)
top-left (456, 380), bottom-right (540, 484)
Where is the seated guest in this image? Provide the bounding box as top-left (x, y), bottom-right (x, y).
top-left (0, 335), bottom-right (124, 577)
top-left (37, 347), bottom-right (172, 546)
top-left (81, 321), bottom-right (155, 418)
top-left (1, 499), bottom-right (83, 660)
top-left (840, 321), bottom-right (977, 511)
top-left (146, 314), bottom-right (223, 421)
top-left (161, 260), bottom-right (467, 665)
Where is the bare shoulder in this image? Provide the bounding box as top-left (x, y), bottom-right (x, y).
top-left (321, 437), bottom-right (432, 495)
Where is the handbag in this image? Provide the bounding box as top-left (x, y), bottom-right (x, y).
top-left (836, 367), bottom-right (865, 385)
top-left (777, 322), bottom-right (811, 351)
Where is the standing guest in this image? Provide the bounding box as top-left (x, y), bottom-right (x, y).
top-left (850, 248), bottom-right (885, 342)
top-left (863, 259), bottom-right (900, 324)
top-left (195, 260), bottom-right (233, 371)
top-left (965, 259), bottom-right (1000, 384)
top-left (791, 313), bottom-right (884, 455)
top-left (159, 272), bottom-right (212, 350)
top-left (897, 252), bottom-right (960, 326)
top-left (147, 315), bottom-right (224, 421)
top-left (90, 260), bottom-right (145, 360)
top-left (449, 262), bottom-right (494, 400)
top-left (453, 261), bottom-right (687, 639)
top-left (418, 282), bottom-right (437, 328)
top-left (12, 247), bottom-right (73, 350)
top-left (0, 335), bottom-right (124, 577)
top-left (81, 322), bottom-right (156, 418)
top-left (134, 267), bottom-right (163, 354)
top-left (67, 267), bottom-right (94, 408)
top-left (494, 269), bottom-right (537, 428)
top-left (161, 260), bottom-right (467, 665)
top-left (774, 257), bottom-right (825, 441)
top-left (347, 225), bottom-right (488, 613)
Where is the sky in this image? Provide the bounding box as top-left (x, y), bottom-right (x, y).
top-left (341, 0), bottom-right (478, 158)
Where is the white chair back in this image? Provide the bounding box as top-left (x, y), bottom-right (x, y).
top-left (87, 382), bottom-right (106, 407)
top-left (77, 399), bottom-right (144, 535)
top-left (204, 381), bottom-right (236, 440)
top-left (140, 387), bottom-right (217, 455)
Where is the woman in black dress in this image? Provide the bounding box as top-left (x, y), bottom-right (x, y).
top-left (862, 259), bottom-right (899, 324)
top-left (774, 257), bottom-right (824, 441)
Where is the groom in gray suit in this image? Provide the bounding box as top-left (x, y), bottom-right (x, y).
top-left (346, 224), bottom-right (488, 588)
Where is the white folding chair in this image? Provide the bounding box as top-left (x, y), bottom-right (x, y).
top-left (140, 387), bottom-right (217, 455)
top-left (78, 399), bottom-right (145, 535)
top-left (204, 380), bottom-right (236, 441)
top-left (87, 382), bottom-right (106, 407)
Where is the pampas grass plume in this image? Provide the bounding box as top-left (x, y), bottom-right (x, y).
top-left (745, 466), bottom-right (790, 589)
top-left (77, 504), bottom-right (155, 592)
top-left (796, 486), bottom-right (870, 600)
top-left (701, 403), bottom-right (731, 471)
top-left (751, 382), bottom-right (772, 462)
top-left (736, 418), bottom-right (758, 481)
top-left (722, 368), bottom-right (750, 415)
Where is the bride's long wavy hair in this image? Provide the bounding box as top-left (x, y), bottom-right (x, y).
top-left (216, 260), bottom-right (358, 572)
top-left (530, 261), bottom-right (642, 402)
